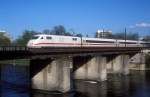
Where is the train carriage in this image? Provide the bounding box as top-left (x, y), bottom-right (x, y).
top-left (27, 34), bottom-right (81, 48)
top-left (27, 34), bottom-right (143, 48)
top-left (82, 37), bottom-right (117, 47)
top-left (117, 40), bottom-right (141, 47)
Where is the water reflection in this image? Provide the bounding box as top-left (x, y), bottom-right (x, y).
top-left (31, 71), bottom-right (150, 97)
top-left (1, 64), bottom-right (30, 97)
top-left (75, 80), bottom-right (107, 97)
top-left (1, 63), bottom-right (150, 97)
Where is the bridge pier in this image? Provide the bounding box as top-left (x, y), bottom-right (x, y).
top-left (107, 55), bottom-right (130, 75)
top-left (74, 56), bottom-right (107, 81)
top-left (31, 57), bottom-right (72, 93)
top-left (129, 52), bottom-right (146, 70)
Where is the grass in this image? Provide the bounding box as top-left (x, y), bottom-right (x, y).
top-left (0, 59), bottom-right (30, 66)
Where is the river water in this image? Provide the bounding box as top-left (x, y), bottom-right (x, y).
top-left (1, 64), bottom-right (150, 97)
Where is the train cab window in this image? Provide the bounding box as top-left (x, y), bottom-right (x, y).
top-left (46, 36), bottom-right (52, 40)
top-left (32, 36), bottom-right (39, 39)
top-left (72, 38), bottom-right (77, 41)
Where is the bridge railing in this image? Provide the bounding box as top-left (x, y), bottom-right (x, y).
top-left (0, 46), bottom-right (28, 51)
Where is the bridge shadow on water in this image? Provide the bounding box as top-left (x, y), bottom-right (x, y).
top-left (1, 63), bottom-right (30, 97)
top-left (1, 61), bottom-right (150, 97)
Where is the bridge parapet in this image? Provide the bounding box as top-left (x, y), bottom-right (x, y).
top-left (0, 46), bottom-right (28, 51)
top-left (0, 46), bottom-right (147, 60)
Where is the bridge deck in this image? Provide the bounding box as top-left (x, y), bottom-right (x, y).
top-left (0, 46), bottom-right (28, 51)
top-left (0, 46), bottom-right (147, 60)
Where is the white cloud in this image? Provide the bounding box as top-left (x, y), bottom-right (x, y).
top-left (129, 22), bottom-right (150, 28)
top-left (136, 23), bottom-right (150, 27)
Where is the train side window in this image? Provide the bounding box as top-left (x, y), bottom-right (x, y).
top-left (46, 36), bottom-right (52, 40)
top-left (72, 38), bottom-right (77, 41)
top-left (40, 37), bottom-right (44, 39)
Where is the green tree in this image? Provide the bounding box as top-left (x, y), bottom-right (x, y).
top-left (43, 25), bottom-right (73, 36)
top-left (51, 25), bottom-right (66, 35)
top-left (64, 32), bottom-right (72, 36)
top-left (112, 33), bottom-right (125, 39)
top-left (127, 33), bottom-right (139, 40)
top-left (112, 32), bottom-right (139, 40)
top-left (43, 29), bottom-right (51, 34)
top-left (142, 36), bottom-right (150, 41)
top-left (76, 33), bottom-right (82, 37)
top-left (14, 30), bottom-right (38, 46)
top-left (0, 32), bottom-right (11, 45)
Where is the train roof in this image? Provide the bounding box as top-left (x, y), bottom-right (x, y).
top-left (33, 34), bottom-right (143, 42)
top-left (82, 37), bottom-right (116, 41)
top-left (117, 39), bottom-right (139, 42)
top-left (33, 34), bottom-right (80, 38)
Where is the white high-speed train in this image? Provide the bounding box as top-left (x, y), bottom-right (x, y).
top-left (27, 34), bottom-right (143, 48)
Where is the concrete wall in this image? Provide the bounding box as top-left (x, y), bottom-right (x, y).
top-left (31, 57), bottom-right (72, 92)
top-left (106, 56), bottom-right (114, 73)
top-left (31, 53), bottom-right (140, 92)
top-left (129, 52), bottom-right (146, 70)
top-left (74, 56), bottom-right (107, 81)
top-left (106, 55), bottom-right (130, 75)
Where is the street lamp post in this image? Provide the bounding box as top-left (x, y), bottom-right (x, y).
top-left (125, 28), bottom-right (127, 47)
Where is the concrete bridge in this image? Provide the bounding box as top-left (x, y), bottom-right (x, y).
top-left (0, 46), bottom-right (149, 92)
top-left (0, 46), bottom-right (144, 59)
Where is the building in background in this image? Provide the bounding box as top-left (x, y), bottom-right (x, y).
top-left (95, 29), bottom-right (112, 38)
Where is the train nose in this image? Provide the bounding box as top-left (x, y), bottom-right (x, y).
top-left (27, 40), bottom-right (34, 47)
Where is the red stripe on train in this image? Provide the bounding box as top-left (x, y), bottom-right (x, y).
top-left (33, 42), bottom-right (114, 45)
top-left (34, 42), bottom-right (81, 45)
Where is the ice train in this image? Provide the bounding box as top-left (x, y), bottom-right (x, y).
top-left (27, 34), bottom-right (145, 48)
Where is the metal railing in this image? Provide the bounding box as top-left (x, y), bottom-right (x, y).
top-left (0, 46), bottom-right (28, 51)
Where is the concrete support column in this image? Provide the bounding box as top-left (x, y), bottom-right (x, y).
top-left (106, 56), bottom-right (114, 73)
top-left (74, 56), bottom-right (107, 81)
top-left (98, 56), bottom-right (107, 81)
top-left (129, 52), bottom-right (146, 70)
top-left (31, 57), bottom-right (72, 93)
top-left (112, 55), bottom-right (130, 75)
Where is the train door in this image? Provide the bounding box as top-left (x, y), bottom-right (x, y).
top-left (59, 37), bottom-right (65, 47)
top-left (116, 39), bottom-right (119, 47)
top-left (45, 36), bottom-right (53, 47)
top-left (38, 35), bottom-right (46, 47)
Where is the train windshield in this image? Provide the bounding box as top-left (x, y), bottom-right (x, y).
top-left (32, 36), bottom-right (39, 39)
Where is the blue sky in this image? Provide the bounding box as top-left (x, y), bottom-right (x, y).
top-left (0, 0), bottom-right (150, 39)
